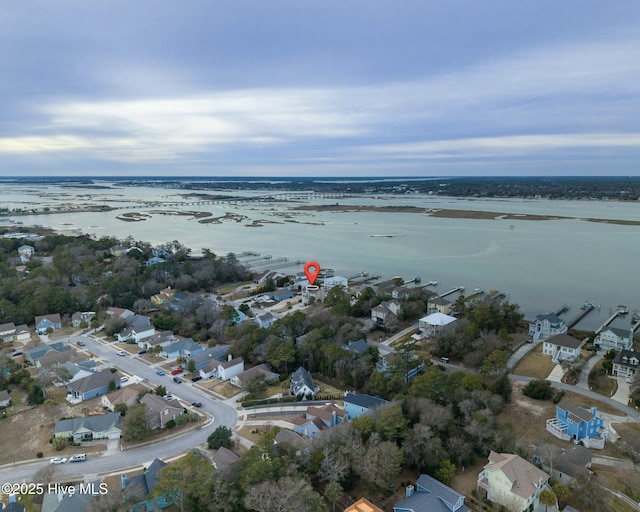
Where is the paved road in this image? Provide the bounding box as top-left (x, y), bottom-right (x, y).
top-left (0, 334), bottom-right (237, 485)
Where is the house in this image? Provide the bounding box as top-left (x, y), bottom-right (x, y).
top-left (477, 452), bottom-right (550, 512)
top-left (54, 412), bottom-right (122, 440)
top-left (255, 312), bottom-right (275, 329)
top-left (290, 366), bottom-right (316, 398)
top-left (344, 339), bottom-right (370, 354)
top-left (428, 296), bottom-right (452, 315)
top-left (293, 403), bottom-right (345, 438)
top-left (71, 311), bottom-right (96, 328)
top-left (151, 287), bottom-right (177, 306)
top-left (231, 364), bottom-right (279, 388)
top-left (0, 322), bottom-right (17, 342)
top-left (102, 387), bottom-right (140, 412)
top-left (36, 348), bottom-right (76, 369)
top-left (343, 392), bottom-right (389, 420)
top-left (371, 300), bottom-right (401, 327)
top-left (122, 458), bottom-right (173, 512)
top-left (0, 389), bottom-right (11, 408)
top-left (546, 400), bottom-right (606, 449)
top-left (211, 446), bottom-right (240, 481)
top-left (215, 357), bottom-right (245, 381)
top-left (138, 330), bottom-right (177, 351)
top-left (110, 244), bottom-right (126, 257)
top-left (106, 307), bottom-right (134, 319)
top-left (116, 314), bottom-right (155, 343)
top-left (533, 443), bottom-right (593, 486)
top-left (17, 244), bottom-right (35, 263)
top-left (196, 346), bottom-right (233, 379)
top-left (62, 360), bottom-right (95, 382)
top-left (140, 393), bottom-right (184, 429)
top-left (14, 324), bottom-right (31, 342)
top-left (595, 327), bottom-right (633, 351)
top-left (66, 370), bottom-right (120, 401)
top-left (266, 289), bottom-right (295, 302)
top-left (394, 474), bottom-right (468, 512)
top-left (322, 275), bottom-right (349, 293)
top-left (612, 349), bottom-right (640, 380)
top-left (542, 333), bottom-right (583, 363)
top-left (41, 483), bottom-right (95, 512)
top-left (161, 338), bottom-right (204, 359)
top-left (418, 313), bottom-right (457, 337)
top-left (35, 313), bottom-right (62, 335)
top-left (26, 342), bottom-right (71, 365)
top-left (345, 498), bottom-right (384, 512)
top-left (528, 312), bottom-right (568, 341)
top-left (146, 256), bottom-right (166, 267)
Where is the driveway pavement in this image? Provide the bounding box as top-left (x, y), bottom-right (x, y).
top-left (611, 377), bottom-right (631, 405)
top-left (546, 364), bottom-right (566, 382)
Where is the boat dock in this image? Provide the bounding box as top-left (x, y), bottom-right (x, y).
top-left (566, 303), bottom-right (595, 329)
top-left (594, 310), bottom-right (623, 335)
top-left (555, 303), bottom-right (570, 315)
top-left (439, 286), bottom-right (465, 299)
top-left (632, 321), bottom-right (640, 334)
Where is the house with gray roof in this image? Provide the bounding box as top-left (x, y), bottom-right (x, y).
top-left (117, 314), bottom-right (155, 343)
top-left (612, 349), bottom-right (640, 380)
top-left (66, 370), bottom-right (120, 401)
top-left (71, 311), bottom-right (95, 327)
top-left (161, 338), bottom-right (204, 359)
top-left (211, 447), bottom-right (240, 481)
top-left (122, 458), bottom-right (173, 511)
top-left (35, 314), bottom-right (62, 335)
top-left (26, 342), bottom-right (71, 365)
top-left (528, 312), bottom-right (568, 341)
top-left (138, 330), bottom-right (177, 350)
top-left (36, 349), bottom-right (76, 369)
top-left (595, 327), bottom-right (633, 351)
top-left (0, 322), bottom-right (17, 342)
top-left (140, 394), bottom-right (184, 429)
top-left (0, 389), bottom-right (11, 408)
top-left (542, 333), bottom-right (583, 363)
top-left (344, 392), bottom-right (389, 419)
top-left (344, 339), bottom-right (370, 354)
top-left (41, 483), bottom-right (95, 512)
top-left (230, 364), bottom-right (279, 388)
top-left (54, 412), bottom-right (122, 441)
top-left (533, 443), bottom-right (593, 486)
top-left (189, 344), bottom-right (231, 377)
top-left (290, 366), bottom-right (316, 399)
top-left (394, 474), bottom-right (468, 512)
top-left (371, 300), bottom-right (401, 327)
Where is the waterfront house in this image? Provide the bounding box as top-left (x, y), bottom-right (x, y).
top-left (66, 370), bottom-right (120, 401)
top-left (54, 412), bottom-right (122, 440)
top-left (612, 349), bottom-right (640, 380)
top-left (477, 452), bottom-right (549, 512)
top-left (595, 327), bottom-right (633, 351)
top-left (140, 394), bottom-right (184, 430)
top-left (427, 296), bottom-right (452, 315)
top-left (343, 392), bottom-right (389, 420)
top-left (290, 366), bottom-right (317, 398)
top-left (161, 338), bottom-right (204, 359)
top-left (533, 443), bottom-right (593, 486)
top-left (230, 364), bottom-right (279, 388)
top-left (371, 300), bottom-right (401, 327)
top-left (528, 312), bottom-right (568, 341)
top-left (418, 312), bottom-right (457, 337)
top-left (542, 333), bottom-right (583, 362)
top-left (394, 474), bottom-right (468, 512)
top-left (546, 400), bottom-right (605, 448)
top-left (35, 314), bottom-right (62, 335)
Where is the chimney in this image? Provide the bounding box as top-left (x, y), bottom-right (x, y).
top-left (406, 485), bottom-right (414, 498)
top-left (121, 474), bottom-right (127, 490)
top-left (228, 354), bottom-right (232, 361)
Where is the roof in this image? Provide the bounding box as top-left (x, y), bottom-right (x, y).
top-left (344, 392), bottom-right (389, 411)
top-left (613, 349), bottom-right (640, 367)
top-left (190, 345), bottom-right (230, 364)
top-left (345, 339), bottom-right (370, 354)
top-left (54, 412), bottom-right (122, 435)
top-left (420, 312), bottom-right (457, 326)
top-left (534, 312), bottom-right (565, 324)
top-left (602, 327), bottom-right (631, 339)
top-left (306, 403), bottom-right (345, 423)
top-left (220, 356), bottom-right (244, 369)
top-left (534, 443), bottom-right (592, 477)
top-left (0, 389), bottom-right (10, 402)
top-left (104, 387), bottom-right (139, 407)
top-left (37, 349), bottom-right (75, 367)
top-left (290, 366), bottom-right (314, 393)
top-left (125, 458), bottom-right (168, 501)
top-left (485, 452), bottom-right (549, 500)
top-left (35, 313), bottom-right (61, 325)
top-left (394, 474), bottom-right (468, 512)
top-left (429, 296), bottom-right (451, 306)
top-left (140, 393), bottom-right (182, 415)
top-left (235, 364), bottom-right (278, 385)
top-left (212, 446), bottom-right (240, 471)
top-left (545, 334), bottom-right (583, 349)
top-left (41, 483), bottom-right (95, 512)
top-left (0, 322), bottom-right (16, 332)
top-left (345, 497), bottom-right (384, 512)
top-left (67, 370), bottom-right (117, 394)
top-left (163, 338), bottom-right (201, 354)
top-left (558, 400), bottom-right (599, 423)
top-left (144, 330), bottom-right (176, 346)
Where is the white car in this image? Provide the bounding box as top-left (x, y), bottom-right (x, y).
top-left (69, 454), bottom-right (87, 462)
top-left (50, 457), bottom-right (67, 464)
top-left (117, 350), bottom-right (126, 356)
top-left (120, 376), bottom-right (129, 383)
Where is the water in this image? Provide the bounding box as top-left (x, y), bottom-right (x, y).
top-left (2, 182), bottom-right (639, 330)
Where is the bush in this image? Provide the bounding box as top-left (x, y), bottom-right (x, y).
top-left (175, 414), bottom-right (190, 426)
top-left (165, 419), bottom-right (176, 429)
top-left (523, 379), bottom-right (553, 400)
top-left (207, 426), bottom-right (232, 450)
top-left (553, 390), bottom-right (565, 404)
top-left (36, 452), bottom-right (43, 458)
top-left (53, 437), bottom-right (68, 451)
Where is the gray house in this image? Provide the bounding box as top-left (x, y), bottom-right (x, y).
top-left (66, 370), bottom-right (120, 401)
top-left (290, 366), bottom-right (316, 398)
top-left (54, 412), bottom-right (122, 440)
top-left (528, 312), bottom-right (568, 341)
top-left (394, 474), bottom-right (468, 512)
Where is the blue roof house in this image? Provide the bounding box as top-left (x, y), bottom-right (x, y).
top-left (35, 314), bottom-right (62, 335)
top-left (394, 474), bottom-right (468, 512)
top-left (161, 338), bottom-right (204, 359)
top-left (343, 392), bottom-right (389, 420)
top-left (122, 458), bottom-right (175, 512)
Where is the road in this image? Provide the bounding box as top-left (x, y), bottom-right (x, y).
top-left (0, 334), bottom-right (237, 485)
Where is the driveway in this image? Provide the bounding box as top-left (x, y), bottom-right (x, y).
top-left (611, 377), bottom-right (631, 405)
top-left (547, 364), bottom-right (566, 382)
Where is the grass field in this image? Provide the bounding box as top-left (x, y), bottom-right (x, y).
top-left (512, 344), bottom-right (557, 379)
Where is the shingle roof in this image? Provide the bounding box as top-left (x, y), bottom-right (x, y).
top-left (545, 334), bottom-right (582, 349)
top-left (54, 412), bottom-right (122, 436)
top-left (558, 400), bottom-right (599, 423)
top-left (344, 392), bottom-right (389, 411)
top-left (393, 474), bottom-right (468, 512)
top-left (534, 312), bottom-right (564, 324)
top-left (613, 349), bottom-right (640, 367)
top-left (290, 366), bottom-right (314, 394)
top-left (163, 338), bottom-right (201, 354)
top-left (346, 498), bottom-right (384, 512)
top-left (220, 357), bottom-right (243, 369)
top-left (604, 327), bottom-right (631, 339)
top-left (486, 452), bottom-right (548, 499)
top-left (67, 370), bottom-right (117, 394)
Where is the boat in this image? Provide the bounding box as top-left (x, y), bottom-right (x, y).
top-left (616, 305), bottom-right (629, 315)
top-left (413, 276), bottom-right (421, 283)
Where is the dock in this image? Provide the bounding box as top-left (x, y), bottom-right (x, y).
top-left (632, 321), bottom-right (640, 334)
top-left (439, 286), bottom-right (465, 299)
top-left (566, 303), bottom-right (595, 329)
top-left (555, 303), bottom-right (570, 316)
top-left (594, 310), bottom-right (622, 335)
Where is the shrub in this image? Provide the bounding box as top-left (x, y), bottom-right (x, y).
top-left (553, 390), bottom-right (565, 404)
top-left (523, 379), bottom-right (553, 400)
top-left (175, 414), bottom-right (190, 426)
top-left (207, 426), bottom-right (232, 450)
top-left (53, 437), bottom-right (68, 451)
top-left (36, 452), bottom-right (43, 458)
top-left (165, 419), bottom-right (176, 429)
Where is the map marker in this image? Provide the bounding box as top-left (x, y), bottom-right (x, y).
top-left (304, 261), bottom-right (321, 285)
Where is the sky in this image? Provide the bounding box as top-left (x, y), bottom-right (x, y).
top-left (1, 1), bottom-right (639, 177)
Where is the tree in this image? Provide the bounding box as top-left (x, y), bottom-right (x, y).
top-left (121, 404), bottom-right (152, 441)
top-left (324, 481), bottom-right (344, 512)
top-left (107, 379), bottom-right (117, 392)
top-left (552, 483), bottom-right (571, 509)
top-left (373, 405), bottom-right (409, 442)
top-left (155, 385), bottom-right (167, 397)
top-left (356, 441), bottom-right (404, 493)
top-left (187, 358), bottom-right (196, 373)
top-left (523, 379), bottom-right (553, 400)
top-left (114, 403), bottom-right (128, 416)
top-left (207, 426), bottom-right (233, 450)
top-left (244, 476), bottom-right (328, 512)
top-left (435, 460), bottom-right (457, 486)
top-left (539, 489), bottom-right (557, 512)
top-left (28, 383), bottom-right (44, 405)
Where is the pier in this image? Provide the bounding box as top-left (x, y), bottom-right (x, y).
top-left (438, 286), bottom-right (465, 299)
top-left (632, 321), bottom-right (640, 334)
top-left (566, 303), bottom-right (595, 329)
top-left (594, 310), bottom-right (621, 335)
top-left (555, 303), bottom-right (570, 316)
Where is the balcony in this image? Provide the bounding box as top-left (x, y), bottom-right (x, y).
top-left (477, 471), bottom-right (489, 491)
top-left (546, 418), bottom-right (570, 441)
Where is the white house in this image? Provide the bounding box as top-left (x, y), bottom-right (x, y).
top-left (116, 314), bottom-right (155, 344)
top-left (290, 366), bottom-right (316, 398)
top-left (216, 357), bottom-right (245, 381)
top-left (255, 312), bottom-right (275, 329)
top-left (542, 333), bottom-right (583, 363)
top-left (371, 300), bottom-right (401, 327)
top-left (418, 312), bottom-right (457, 338)
top-left (612, 349), bottom-right (640, 380)
top-left (595, 327), bottom-right (633, 351)
top-left (528, 312), bottom-right (567, 341)
top-left (477, 452), bottom-right (550, 512)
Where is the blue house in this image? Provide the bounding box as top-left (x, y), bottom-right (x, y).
top-left (394, 474), bottom-right (468, 512)
top-left (547, 400), bottom-right (605, 446)
top-left (34, 314), bottom-right (62, 335)
top-left (66, 370), bottom-right (120, 401)
top-left (122, 458), bottom-right (175, 511)
top-left (293, 403), bottom-right (345, 438)
top-left (343, 392), bottom-right (389, 420)
top-left (189, 345), bottom-right (230, 372)
top-left (161, 338), bottom-right (205, 359)
top-left (146, 256), bottom-right (166, 267)
top-left (266, 289), bottom-right (295, 302)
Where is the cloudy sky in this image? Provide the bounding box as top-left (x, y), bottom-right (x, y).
top-left (1, 1), bottom-right (639, 177)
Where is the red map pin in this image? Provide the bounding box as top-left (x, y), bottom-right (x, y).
top-left (304, 261), bottom-right (321, 285)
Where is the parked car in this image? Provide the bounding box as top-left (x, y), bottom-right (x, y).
top-left (156, 370), bottom-right (165, 376)
top-left (120, 376), bottom-right (129, 383)
top-left (191, 375), bottom-right (202, 382)
top-left (50, 457), bottom-right (67, 465)
top-left (173, 376), bottom-right (181, 383)
top-left (138, 349), bottom-right (147, 355)
top-left (11, 351), bottom-right (23, 357)
top-left (191, 401), bottom-right (202, 408)
top-left (69, 454), bottom-right (87, 462)
top-left (170, 368), bottom-right (183, 375)
top-left (163, 394), bottom-right (173, 401)
top-left (117, 351), bottom-right (126, 356)
top-left (76, 341), bottom-right (85, 346)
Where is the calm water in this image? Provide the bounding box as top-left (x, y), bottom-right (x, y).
top-left (2, 182), bottom-right (640, 330)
